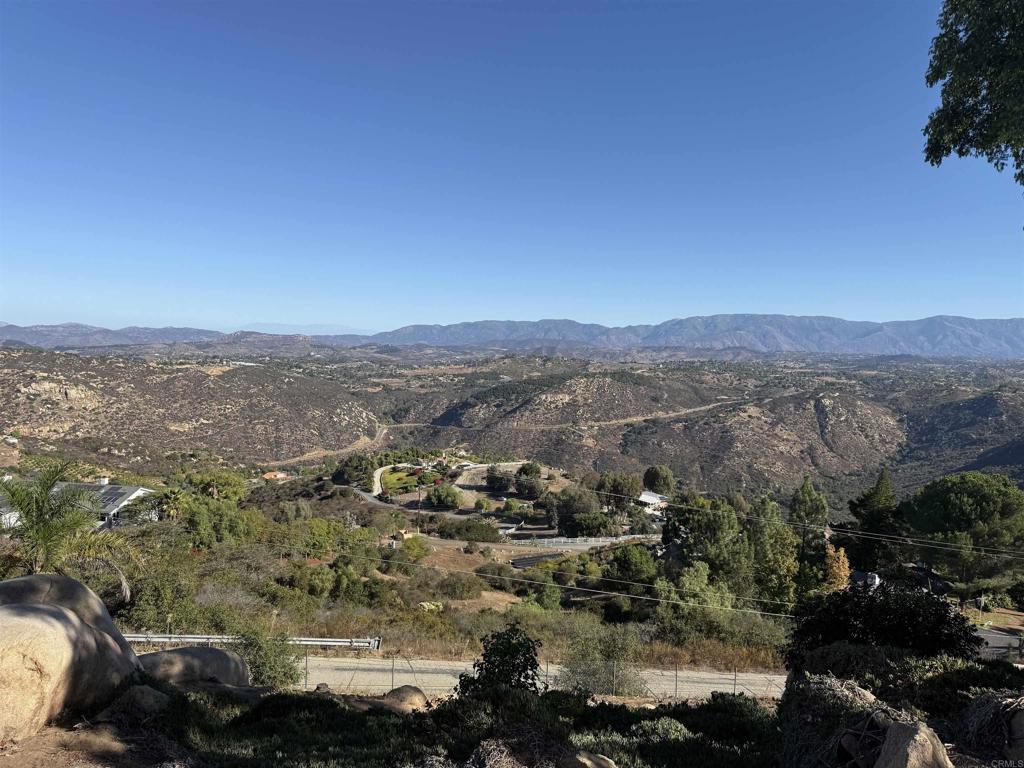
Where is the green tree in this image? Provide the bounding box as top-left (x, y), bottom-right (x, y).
top-left (0, 461), bottom-right (142, 599)
top-left (643, 465), bottom-right (675, 495)
top-left (185, 470), bottom-right (249, 503)
top-left (485, 465), bottom-right (515, 494)
top-left (554, 486), bottom-right (616, 537)
top-left (515, 461), bottom-right (542, 479)
top-left (786, 583), bottom-right (983, 668)
top-left (663, 495), bottom-right (752, 594)
top-left (902, 471), bottom-right (1024, 580)
top-left (595, 472), bottom-right (643, 513)
top-left (790, 477), bottom-right (830, 595)
top-left (841, 469), bottom-right (909, 571)
top-left (603, 544), bottom-right (657, 595)
top-left (748, 496), bottom-right (799, 606)
top-left (514, 474), bottom-right (545, 500)
top-left (427, 483), bottom-right (463, 510)
top-left (923, 0), bottom-right (1024, 186)
top-left (457, 622), bottom-right (543, 697)
top-left (474, 497), bottom-right (491, 512)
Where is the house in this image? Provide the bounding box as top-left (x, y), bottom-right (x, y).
top-left (261, 471), bottom-right (291, 482)
top-left (637, 491), bottom-right (669, 510)
top-left (1, 481), bottom-right (154, 530)
top-left (2, 436), bottom-right (18, 446)
top-left (851, 570), bottom-right (882, 589)
top-left (57, 482), bottom-right (154, 528)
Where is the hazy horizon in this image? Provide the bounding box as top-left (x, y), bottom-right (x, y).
top-left (1, 2), bottom-right (1021, 329)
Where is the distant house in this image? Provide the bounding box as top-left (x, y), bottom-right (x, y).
top-left (57, 482), bottom-right (153, 528)
top-left (851, 570), bottom-right (882, 589)
top-left (1, 480), bottom-right (153, 530)
top-left (637, 491), bottom-right (669, 510)
top-left (2, 436), bottom-right (17, 446)
top-left (261, 471), bottom-right (291, 482)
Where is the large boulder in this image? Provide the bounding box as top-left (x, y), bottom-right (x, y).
top-left (0, 573), bottom-right (138, 662)
top-left (0, 602), bottom-right (139, 744)
top-left (140, 646), bottom-right (249, 687)
top-left (873, 722), bottom-right (953, 768)
top-left (383, 685), bottom-right (429, 714)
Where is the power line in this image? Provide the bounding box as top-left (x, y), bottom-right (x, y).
top-left (476, 469), bottom-right (1024, 562)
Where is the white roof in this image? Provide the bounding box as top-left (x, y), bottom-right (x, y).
top-left (638, 491), bottom-right (668, 505)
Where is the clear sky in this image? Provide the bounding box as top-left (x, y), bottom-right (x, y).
top-left (0, 0), bottom-right (1020, 332)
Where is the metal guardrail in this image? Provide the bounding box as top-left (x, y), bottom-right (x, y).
top-left (123, 633), bottom-right (382, 650)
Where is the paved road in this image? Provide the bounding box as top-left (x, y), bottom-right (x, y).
top-left (979, 627), bottom-right (1022, 660)
top-left (298, 656), bottom-right (786, 699)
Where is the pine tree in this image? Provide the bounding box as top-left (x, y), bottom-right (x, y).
top-left (790, 477), bottom-right (830, 595)
top-left (843, 469), bottom-right (908, 571)
top-left (749, 496), bottom-right (799, 605)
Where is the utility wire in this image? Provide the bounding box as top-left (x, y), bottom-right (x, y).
top-left (334, 548), bottom-right (794, 619)
top-left (476, 469), bottom-right (1024, 562)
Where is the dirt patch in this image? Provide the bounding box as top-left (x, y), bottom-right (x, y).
top-left (0, 724), bottom-right (172, 768)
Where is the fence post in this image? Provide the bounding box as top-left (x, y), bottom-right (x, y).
top-left (674, 662), bottom-right (678, 699)
top-left (391, 656), bottom-right (396, 690)
top-left (733, 667), bottom-right (737, 695)
top-left (612, 660), bottom-right (617, 697)
top-left (304, 647), bottom-right (309, 690)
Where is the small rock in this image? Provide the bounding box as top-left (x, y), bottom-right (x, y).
top-left (314, 683), bottom-right (332, 693)
top-left (96, 685), bottom-right (170, 724)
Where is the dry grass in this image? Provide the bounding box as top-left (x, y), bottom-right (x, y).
top-left (639, 639), bottom-right (783, 672)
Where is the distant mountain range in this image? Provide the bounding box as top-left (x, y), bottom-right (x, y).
top-left (2, 315), bottom-right (1023, 358)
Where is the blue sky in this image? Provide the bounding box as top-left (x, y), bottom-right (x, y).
top-left (0, 0), bottom-right (1020, 332)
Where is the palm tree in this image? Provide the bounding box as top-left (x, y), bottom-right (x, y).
top-left (0, 460), bottom-right (142, 599)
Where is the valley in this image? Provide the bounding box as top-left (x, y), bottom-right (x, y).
top-left (2, 347), bottom-right (1021, 504)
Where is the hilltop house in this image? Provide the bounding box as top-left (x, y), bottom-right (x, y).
top-left (1, 480), bottom-right (153, 530)
top-left (637, 491), bottom-right (669, 511)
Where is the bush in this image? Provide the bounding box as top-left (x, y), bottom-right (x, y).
top-left (438, 573), bottom-right (485, 600)
top-left (786, 583), bottom-right (982, 668)
top-left (475, 562), bottom-right (517, 592)
top-left (457, 622), bottom-right (544, 698)
top-left (235, 630), bottom-right (302, 688)
top-left (559, 624), bottom-right (646, 696)
top-left (437, 516), bottom-right (501, 543)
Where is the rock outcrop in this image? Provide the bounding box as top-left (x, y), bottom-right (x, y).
top-left (778, 673), bottom-right (954, 768)
top-left (0, 573), bottom-right (138, 661)
top-left (139, 646), bottom-right (249, 687)
top-left (0, 602), bottom-right (139, 744)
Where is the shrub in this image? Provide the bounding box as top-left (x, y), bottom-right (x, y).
top-left (559, 623), bottom-right (646, 696)
top-left (235, 630), bottom-right (302, 688)
top-left (438, 573), bottom-right (485, 600)
top-left (437, 516), bottom-right (501, 543)
top-left (786, 583), bottom-right (982, 668)
top-left (457, 622), bottom-right (543, 698)
top-left (475, 562), bottom-right (517, 591)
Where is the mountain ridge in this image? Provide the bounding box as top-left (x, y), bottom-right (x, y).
top-left (2, 314), bottom-right (1022, 358)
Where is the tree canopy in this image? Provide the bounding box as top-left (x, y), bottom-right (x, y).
top-left (642, 465), bottom-right (675, 495)
top-left (923, 0), bottom-right (1024, 186)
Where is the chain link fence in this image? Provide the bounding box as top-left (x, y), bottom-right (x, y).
top-left (294, 653), bottom-right (787, 701)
